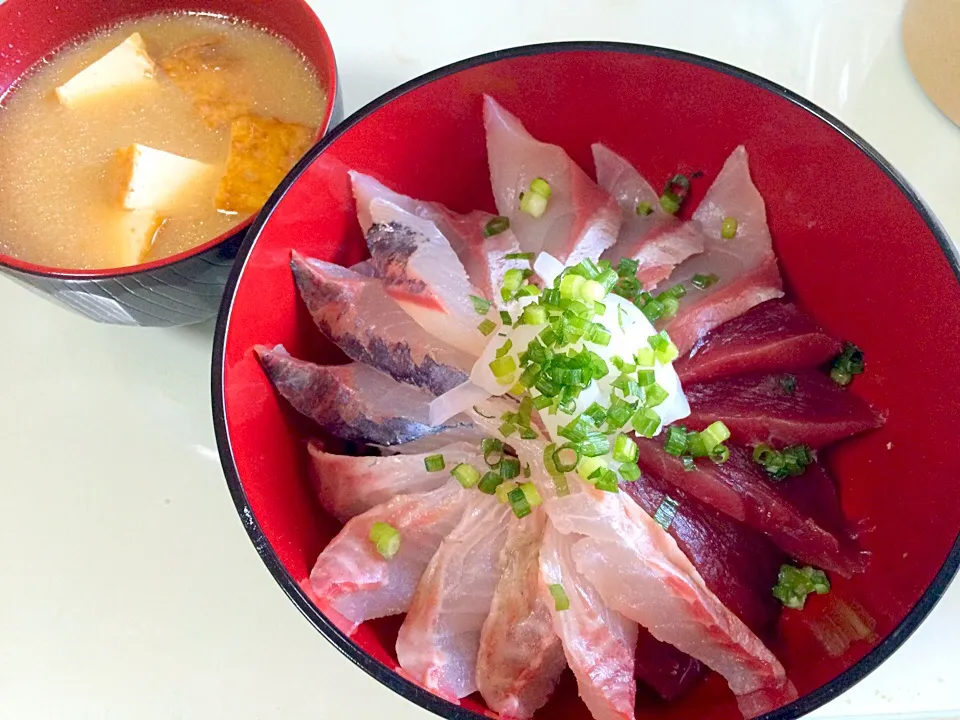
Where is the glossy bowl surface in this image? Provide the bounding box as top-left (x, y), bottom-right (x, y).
top-left (213, 43), bottom-right (960, 720)
top-left (0, 0), bottom-right (341, 326)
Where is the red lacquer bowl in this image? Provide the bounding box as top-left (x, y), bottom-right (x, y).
top-left (213, 44), bottom-right (960, 720)
top-left (0, 0), bottom-right (340, 326)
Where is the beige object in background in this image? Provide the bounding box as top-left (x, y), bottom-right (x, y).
top-left (903, 0), bottom-right (960, 127)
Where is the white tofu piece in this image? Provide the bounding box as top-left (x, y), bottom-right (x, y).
top-left (115, 209), bottom-right (165, 266)
top-left (55, 32), bottom-right (156, 107)
top-left (116, 143), bottom-right (215, 212)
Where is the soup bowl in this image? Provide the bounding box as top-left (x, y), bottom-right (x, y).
top-left (212, 43), bottom-right (960, 720)
top-left (0, 0), bottom-right (340, 327)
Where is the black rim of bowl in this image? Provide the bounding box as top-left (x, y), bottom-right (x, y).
top-left (212, 41), bottom-right (960, 720)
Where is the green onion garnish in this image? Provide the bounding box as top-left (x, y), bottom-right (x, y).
top-left (612, 434), bottom-right (639, 463)
top-left (699, 421), bottom-right (731, 453)
top-left (496, 481), bottom-right (518, 504)
top-left (508, 486), bottom-right (532, 518)
top-left (659, 173), bottom-right (690, 215)
top-left (519, 190), bottom-right (548, 218)
top-left (691, 273), bottom-right (719, 290)
top-left (772, 564), bottom-right (830, 610)
top-left (664, 426), bottom-right (688, 456)
top-left (635, 369), bottom-right (656, 386)
top-left (553, 443), bottom-right (581, 472)
top-left (680, 455), bottom-right (697, 472)
top-left (583, 402), bottom-right (607, 426)
top-left (470, 294), bottom-right (492, 315)
top-left (478, 471), bottom-right (504, 494)
top-left (710, 444), bottom-right (730, 464)
top-left (451, 463), bottom-right (481, 488)
top-left (593, 469), bottom-right (619, 492)
top-left (496, 339), bottom-right (514, 359)
top-left (644, 383), bottom-right (669, 408)
top-left (631, 408), bottom-right (661, 437)
top-left (478, 318), bottom-right (497, 336)
top-left (648, 330), bottom-right (679, 364)
top-left (523, 463), bottom-right (531, 478)
top-left (635, 347), bottom-right (655, 367)
top-left (659, 296), bottom-right (680, 320)
top-left (549, 583), bottom-right (571, 611)
top-left (482, 437), bottom-right (504, 467)
top-left (752, 443), bottom-right (814, 480)
top-left (619, 462), bottom-right (641, 482)
top-left (831, 342), bottom-right (865, 387)
top-left (530, 177), bottom-right (552, 199)
top-left (522, 305), bottom-right (548, 326)
top-left (504, 252), bottom-right (535, 261)
top-left (640, 296), bottom-right (665, 322)
top-left (636, 201), bottom-right (653, 216)
top-left (500, 310), bottom-right (513, 326)
top-left (484, 216), bottom-right (511, 238)
top-left (500, 456), bottom-right (521, 479)
top-left (605, 397), bottom-right (637, 431)
top-left (653, 496), bottom-right (680, 530)
top-left (424, 454), bottom-right (445, 472)
top-left (369, 521), bottom-right (401, 559)
top-left (721, 216), bottom-right (738, 239)
top-left (579, 432), bottom-right (610, 457)
top-left (577, 455), bottom-right (606, 481)
top-left (489, 354), bottom-right (517, 380)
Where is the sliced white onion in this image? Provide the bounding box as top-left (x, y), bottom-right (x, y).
top-left (428, 380), bottom-right (491, 426)
top-left (533, 251), bottom-right (564, 285)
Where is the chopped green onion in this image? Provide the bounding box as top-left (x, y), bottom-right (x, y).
top-left (710, 444), bottom-right (730, 464)
top-left (753, 443), bottom-right (814, 480)
top-left (478, 319), bottom-right (497, 336)
top-left (640, 297), bottom-right (665, 323)
top-left (520, 481), bottom-right (543, 507)
top-left (519, 427), bottom-right (539, 440)
top-left (664, 426), bottom-right (688, 456)
top-left (519, 190), bottom-right (548, 218)
top-left (660, 173), bottom-right (690, 215)
top-left (699, 421), bottom-right (731, 452)
top-left (635, 369), bottom-right (656, 387)
top-left (560, 273), bottom-right (586, 300)
top-left (478, 471), bottom-right (504, 494)
top-left (470, 294), bottom-right (492, 315)
top-left (831, 342), bottom-right (865, 387)
top-left (659, 296), bottom-right (679, 319)
top-left (484, 216), bottom-right (511, 237)
top-left (522, 305), bottom-right (548, 325)
top-left (636, 201), bottom-right (653, 216)
top-left (593, 469), bottom-right (619, 492)
top-left (549, 583), bottom-right (571, 611)
top-left (500, 456), bottom-right (521, 479)
top-left (680, 455), bottom-right (697, 472)
top-left (613, 434), bottom-right (639, 463)
top-left (660, 193), bottom-right (680, 214)
top-left (489, 355), bottom-right (517, 380)
top-left (482, 437), bottom-right (504, 467)
top-left (558, 416), bottom-right (592, 443)
top-left (503, 267), bottom-right (526, 292)
top-left (619, 462), bottom-right (642, 482)
top-left (369, 521), bottom-right (401, 559)
top-left (579, 432), bottom-right (610, 457)
top-left (587, 324), bottom-right (612, 346)
top-left (500, 310), bottom-right (513, 326)
top-left (496, 481), bottom-right (519, 504)
top-left (530, 177), bottom-right (552, 199)
top-left (653, 496), bottom-right (680, 530)
top-left (643, 382), bottom-right (669, 408)
top-left (424, 454), bottom-right (445, 472)
top-left (635, 347), bottom-right (655, 367)
top-left (583, 402), bottom-right (607, 426)
top-left (523, 463), bottom-right (531, 478)
top-left (631, 408), bottom-right (661, 437)
top-left (499, 421), bottom-right (517, 438)
top-left (580, 279), bottom-right (606, 302)
top-left (691, 273), bottom-right (719, 290)
top-left (772, 564), bottom-right (831, 610)
top-left (553, 443), bottom-right (581, 472)
top-left (659, 284), bottom-right (687, 300)
top-left (721, 216), bottom-right (738, 239)
top-left (533, 394), bottom-right (553, 410)
top-left (648, 330), bottom-right (679, 364)
top-left (616, 257), bottom-right (640, 277)
top-left (605, 397), bottom-right (637, 431)
top-left (507, 486), bottom-right (531, 518)
top-left (577, 455), bottom-right (606, 481)
top-left (504, 251), bottom-right (535, 261)
top-left (451, 463), bottom-right (481, 488)
top-left (496, 339), bottom-right (514, 359)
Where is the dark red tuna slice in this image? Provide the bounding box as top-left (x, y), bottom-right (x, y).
top-left (684, 371), bottom-right (883, 448)
top-left (635, 440), bottom-right (867, 577)
top-left (676, 300), bottom-right (842, 384)
top-left (633, 630), bottom-right (705, 702)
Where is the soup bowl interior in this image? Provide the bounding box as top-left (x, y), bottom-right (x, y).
top-left (214, 44), bottom-right (960, 720)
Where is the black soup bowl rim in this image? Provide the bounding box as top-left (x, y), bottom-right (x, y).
top-left (211, 40), bottom-right (960, 720)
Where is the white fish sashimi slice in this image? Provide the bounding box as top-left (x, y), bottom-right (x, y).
top-left (660, 146), bottom-right (784, 354)
top-left (291, 252), bottom-right (473, 396)
top-left (396, 493), bottom-right (513, 701)
top-left (539, 522), bottom-right (638, 720)
top-left (309, 479), bottom-right (470, 635)
top-left (307, 440), bottom-right (484, 522)
top-left (350, 171), bottom-right (527, 307)
top-left (477, 509), bottom-right (566, 719)
top-left (548, 489), bottom-right (797, 718)
top-left (483, 96), bottom-right (620, 265)
top-left (365, 210), bottom-right (489, 356)
top-left (593, 143), bottom-right (705, 291)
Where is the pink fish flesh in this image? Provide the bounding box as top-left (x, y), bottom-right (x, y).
top-left (484, 95), bottom-right (621, 265)
top-left (291, 252), bottom-right (473, 395)
top-left (309, 479), bottom-right (470, 634)
top-left (660, 146), bottom-right (784, 354)
top-left (477, 510), bottom-right (566, 718)
top-left (396, 493), bottom-right (512, 700)
top-left (677, 300), bottom-right (842, 384)
top-left (307, 440), bottom-right (484, 522)
top-left (683, 371), bottom-right (884, 448)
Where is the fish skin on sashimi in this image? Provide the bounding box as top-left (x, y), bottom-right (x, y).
top-left (635, 440), bottom-right (867, 577)
top-left (256, 346), bottom-right (469, 447)
top-left (395, 493), bottom-right (513, 701)
top-left (547, 490), bottom-right (796, 719)
top-left (365, 218), bottom-right (488, 356)
top-left (350, 171), bottom-right (528, 308)
top-left (291, 252), bottom-right (472, 395)
top-left (660, 146), bottom-right (784, 355)
top-left (307, 440), bottom-right (484, 522)
top-left (683, 370), bottom-right (884, 449)
top-left (539, 522), bottom-right (638, 720)
top-left (483, 96), bottom-right (621, 265)
top-left (593, 143), bottom-right (705, 290)
top-left (309, 479), bottom-right (470, 635)
top-left (476, 509), bottom-right (566, 719)
top-left (677, 300), bottom-right (842, 384)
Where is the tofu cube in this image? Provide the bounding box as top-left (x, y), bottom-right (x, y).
top-left (115, 209), bottom-right (165, 266)
top-left (55, 32), bottom-right (157, 107)
top-left (116, 143), bottom-right (215, 212)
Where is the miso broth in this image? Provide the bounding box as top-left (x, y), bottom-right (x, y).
top-left (0, 13), bottom-right (327, 270)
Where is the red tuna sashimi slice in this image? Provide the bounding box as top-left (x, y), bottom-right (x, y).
top-left (660, 146), bottom-right (784, 354)
top-left (635, 440), bottom-right (866, 576)
top-left (396, 493), bottom-right (513, 701)
top-left (484, 95), bottom-right (621, 264)
top-left (684, 370), bottom-right (884, 448)
top-left (291, 252), bottom-right (473, 395)
top-left (307, 440), bottom-right (484, 522)
top-left (365, 214), bottom-right (488, 356)
top-left (548, 490), bottom-right (796, 719)
top-left (256, 346), bottom-right (470, 447)
top-left (309, 479), bottom-right (469, 634)
top-left (676, 300), bottom-right (842, 384)
top-left (350, 172), bottom-right (528, 308)
top-left (593, 143), bottom-right (705, 290)
top-left (633, 630), bottom-right (704, 702)
top-left (477, 510), bottom-right (566, 719)
top-left (540, 522), bottom-right (638, 720)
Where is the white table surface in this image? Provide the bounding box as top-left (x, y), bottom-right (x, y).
top-left (3, 1), bottom-right (959, 718)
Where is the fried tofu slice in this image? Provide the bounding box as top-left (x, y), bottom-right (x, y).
top-left (115, 144), bottom-right (216, 212)
top-left (55, 32), bottom-right (156, 107)
top-left (158, 35), bottom-right (250, 128)
top-left (215, 114), bottom-right (315, 214)
top-left (114, 210), bottom-right (165, 266)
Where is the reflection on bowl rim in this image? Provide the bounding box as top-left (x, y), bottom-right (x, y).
top-left (0, 0), bottom-right (339, 280)
top-left (212, 41), bottom-right (960, 720)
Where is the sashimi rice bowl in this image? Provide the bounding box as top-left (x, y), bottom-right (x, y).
top-left (214, 45), bottom-right (960, 720)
